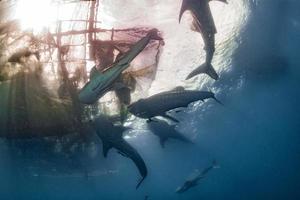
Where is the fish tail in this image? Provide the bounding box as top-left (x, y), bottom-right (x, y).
top-left (136, 176), bottom-right (146, 190)
top-left (206, 63), bottom-right (219, 80)
top-left (186, 62), bottom-right (219, 80)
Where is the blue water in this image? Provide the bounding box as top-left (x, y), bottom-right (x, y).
top-left (1, 0), bottom-right (300, 199)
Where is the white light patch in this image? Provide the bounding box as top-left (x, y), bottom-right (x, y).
top-left (15, 0), bottom-right (57, 33)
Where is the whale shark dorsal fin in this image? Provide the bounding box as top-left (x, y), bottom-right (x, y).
top-left (172, 86), bottom-right (185, 91)
top-left (102, 142), bottom-right (112, 158)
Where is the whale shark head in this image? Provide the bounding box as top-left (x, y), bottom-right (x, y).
top-left (128, 99), bottom-right (149, 118)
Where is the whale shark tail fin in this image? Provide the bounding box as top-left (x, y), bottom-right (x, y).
top-left (136, 176), bottom-right (146, 190)
top-left (186, 62), bottom-right (219, 80)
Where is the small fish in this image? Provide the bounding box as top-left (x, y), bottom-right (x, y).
top-left (176, 160), bottom-right (219, 193)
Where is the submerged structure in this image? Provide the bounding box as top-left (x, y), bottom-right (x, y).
top-left (0, 0), bottom-right (162, 138)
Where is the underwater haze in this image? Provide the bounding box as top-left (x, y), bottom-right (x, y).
top-left (0, 0), bottom-right (300, 200)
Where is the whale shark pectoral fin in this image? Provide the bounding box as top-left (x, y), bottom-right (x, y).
top-left (175, 109), bottom-right (183, 113)
top-left (102, 142), bottom-right (112, 158)
top-left (186, 63), bottom-right (219, 80)
top-left (161, 113), bottom-right (179, 123)
top-left (174, 107), bottom-right (185, 113)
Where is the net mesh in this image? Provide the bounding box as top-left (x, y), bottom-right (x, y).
top-left (0, 0), bottom-right (162, 137)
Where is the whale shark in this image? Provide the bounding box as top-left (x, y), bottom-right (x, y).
top-left (91, 115), bottom-right (147, 189)
top-left (128, 87), bottom-right (222, 122)
top-left (179, 0), bottom-right (227, 80)
top-left (78, 29), bottom-right (163, 104)
top-left (147, 118), bottom-right (193, 148)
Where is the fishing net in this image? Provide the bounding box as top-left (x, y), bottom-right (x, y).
top-left (0, 0), bottom-right (162, 138)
